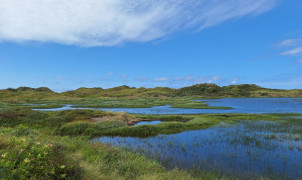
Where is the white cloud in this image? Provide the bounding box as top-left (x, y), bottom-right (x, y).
top-left (192, 76), bottom-right (220, 84)
top-left (164, 75), bottom-right (241, 88)
top-left (154, 77), bottom-right (169, 82)
top-left (175, 75), bottom-right (193, 81)
top-left (135, 77), bottom-right (149, 82)
top-left (230, 78), bottom-right (240, 84)
top-left (257, 76), bottom-right (302, 88)
top-left (56, 76), bottom-right (64, 80)
top-left (206, 76), bottom-right (220, 83)
top-left (121, 74), bottom-right (128, 81)
top-left (281, 47), bottom-right (302, 56)
top-left (297, 59), bottom-right (302, 64)
top-left (106, 72), bottom-right (113, 76)
top-left (276, 38), bottom-right (302, 62)
top-left (90, 77), bottom-right (112, 83)
top-left (276, 38), bottom-right (302, 47)
top-left (0, 0), bottom-right (278, 46)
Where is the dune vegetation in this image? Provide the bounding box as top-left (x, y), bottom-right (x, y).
top-left (1, 83), bottom-right (302, 110)
top-left (1, 84), bottom-right (302, 102)
top-left (1, 84), bottom-right (302, 179)
top-left (1, 106), bottom-right (301, 179)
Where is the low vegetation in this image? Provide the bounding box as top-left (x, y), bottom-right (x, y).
top-left (1, 83), bottom-right (301, 111)
top-left (0, 83), bottom-right (301, 179)
top-left (1, 83), bottom-right (302, 103)
top-left (1, 107), bottom-right (249, 179)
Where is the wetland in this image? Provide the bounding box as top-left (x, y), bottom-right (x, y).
top-left (1, 84), bottom-right (302, 179)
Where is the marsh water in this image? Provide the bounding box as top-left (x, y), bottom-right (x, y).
top-left (134, 120), bottom-right (162, 126)
top-left (36, 98), bottom-right (302, 114)
top-left (199, 98), bottom-right (302, 114)
top-left (93, 120), bottom-right (302, 179)
top-left (34, 98), bottom-right (302, 178)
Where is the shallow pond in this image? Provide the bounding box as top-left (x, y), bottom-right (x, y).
top-left (93, 120), bottom-right (302, 179)
top-left (35, 98), bottom-right (302, 114)
top-left (198, 97), bottom-right (302, 114)
top-left (134, 121), bottom-right (162, 126)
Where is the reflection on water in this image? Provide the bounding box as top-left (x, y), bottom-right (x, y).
top-left (198, 97), bottom-right (302, 114)
top-left (35, 98), bottom-right (302, 114)
top-left (33, 104), bottom-right (77, 111)
top-left (93, 120), bottom-right (302, 179)
top-left (134, 121), bottom-right (162, 126)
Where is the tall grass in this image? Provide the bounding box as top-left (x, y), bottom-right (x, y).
top-left (1, 107), bottom-right (301, 179)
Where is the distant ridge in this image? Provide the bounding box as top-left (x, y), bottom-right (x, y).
top-left (1, 83), bottom-right (302, 100)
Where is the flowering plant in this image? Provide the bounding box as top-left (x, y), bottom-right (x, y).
top-left (0, 136), bottom-right (73, 179)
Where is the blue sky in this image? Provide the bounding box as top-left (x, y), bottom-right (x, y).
top-left (0, 0), bottom-right (302, 92)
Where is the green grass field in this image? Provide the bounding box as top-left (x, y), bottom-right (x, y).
top-left (1, 106), bottom-right (301, 179)
top-left (1, 83), bottom-right (302, 179)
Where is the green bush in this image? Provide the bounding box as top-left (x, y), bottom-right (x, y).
top-left (84, 121), bottom-right (127, 136)
top-left (55, 121), bottom-right (127, 136)
top-left (55, 122), bottom-right (94, 136)
top-left (45, 116), bottom-right (73, 127)
top-left (0, 108), bottom-right (48, 127)
top-left (0, 137), bottom-right (81, 179)
top-left (11, 125), bottom-right (36, 137)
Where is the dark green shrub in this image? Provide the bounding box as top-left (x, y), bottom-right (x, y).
top-left (84, 121), bottom-right (126, 136)
top-left (0, 137), bottom-right (81, 179)
top-left (0, 108), bottom-right (48, 127)
top-left (46, 116), bottom-right (68, 127)
top-left (11, 125), bottom-right (36, 137)
top-left (55, 121), bottom-right (127, 136)
top-left (55, 122), bottom-right (94, 136)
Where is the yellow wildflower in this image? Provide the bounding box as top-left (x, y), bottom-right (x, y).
top-left (18, 138), bottom-right (26, 142)
top-left (24, 158), bottom-right (30, 163)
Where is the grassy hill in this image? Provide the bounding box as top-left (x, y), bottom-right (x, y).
top-left (176, 83), bottom-right (302, 97)
top-left (1, 84), bottom-right (301, 102)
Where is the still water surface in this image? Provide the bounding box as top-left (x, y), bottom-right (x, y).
top-left (36, 98), bottom-right (302, 114)
top-left (134, 121), bottom-right (162, 126)
top-left (93, 120), bottom-right (302, 179)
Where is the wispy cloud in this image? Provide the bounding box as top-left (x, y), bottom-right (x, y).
top-left (161, 75), bottom-right (241, 88)
top-left (121, 74), bottom-right (128, 81)
top-left (171, 75), bottom-right (239, 86)
top-left (276, 37), bottom-right (302, 62)
top-left (281, 47), bottom-right (302, 56)
top-left (90, 77), bottom-right (113, 83)
top-left (106, 72), bottom-right (113, 76)
top-left (257, 76), bottom-right (302, 89)
top-left (0, 0), bottom-right (278, 46)
top-left (154, 77), bottom-right (169, 82)
top-left (230, 78), bottom-right (240, 84)
top-left (135, 77), bottom-right (149, 82)
top-left (182, 75), bottom-right (220, 84)
top-left (276, 38), bottom-right (302, 47)
top-left (55, 76), bottom-right (64, 80)
top-left (296, 59), bottom-right (302, 64)
top-left (175, 75), bottom-right (194, 81)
